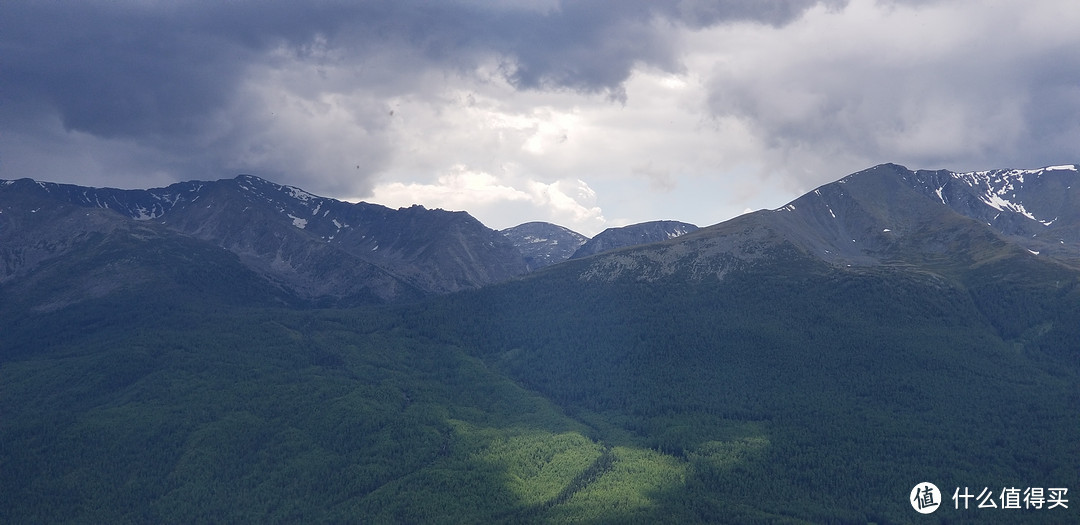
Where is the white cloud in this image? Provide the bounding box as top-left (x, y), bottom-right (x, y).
top-left (369, 164), bottom-right (605, 235)
top-left (526, 178), bottom-right (605, 226)
top-left (372, 164), bottom-right (530, 209)
top-left (345, 57), bottom-right (781, 234)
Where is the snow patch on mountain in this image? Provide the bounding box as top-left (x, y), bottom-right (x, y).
top-left (667, 226), bottom-right (694, 239)
top-left (285, 185), bottom-right (318, 202)
top-left (979, 190), bottom-right (1038, 221)
top-left (951, 167), bottom-right (1066, 225)
top-left (934, 186), bottom-right (946, 204)
top-left (132, 205), bottom-right (158, 220)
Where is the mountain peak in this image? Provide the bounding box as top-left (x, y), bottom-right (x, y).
top-left (888, 164), bottom-right (1080, 262)
top-left (773, 162), bottom-right (1080, 267)
top-left (2, 174), bottom-right (528, 305)
top-left (573, 162), bottom-right (1080, 286)
top-left (570, 220), bottom-right (698, 260)
top-left (233, 173), bottom-right (266, 183)
top-left (231, 174), bottom-right (322, 205)
top-left (501, 222), bottom-right (588, 270)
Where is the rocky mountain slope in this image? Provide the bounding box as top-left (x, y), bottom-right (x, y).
top-left (573, 163), bottom-right (1079, 283)
top-left (904, 164), bottom-right (1080, 262)
top-left (569, 220), bottom-right (698, 260)
top-left (3, 162), bottom-right (1076, 307)
top-left (500, 221), bottom-right (588, 270)
top-left (0, 175), bottom-right (528, 306)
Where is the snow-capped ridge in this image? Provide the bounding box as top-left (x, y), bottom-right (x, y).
top-left (947, 165), bottom-right (1077, 226)
top-left (235, 174), bottom-right (321, 207)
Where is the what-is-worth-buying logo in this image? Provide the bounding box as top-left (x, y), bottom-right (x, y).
top-left (911, 482), bottom-right (1069, 515)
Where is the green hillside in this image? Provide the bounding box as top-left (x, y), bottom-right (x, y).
top-left (2, 241), bottom-right (1079, 523)
top-left (2, 297), bottom-right (597, 523)
top-left (410, 244), bottom-right (1080, 523)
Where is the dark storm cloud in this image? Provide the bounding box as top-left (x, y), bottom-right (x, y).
top-left (0, 0), bottom-right (832, 192)
top-left (700, 1), bottom-right (1080, 184)
top-left (482, 0), bottom-right (833, 95)
top-left (3, 1), bottom-right (350, 140)
top-left (2, 0), bottom-right (827, 140)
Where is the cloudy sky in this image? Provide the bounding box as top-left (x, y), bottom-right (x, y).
top-left (3, 0), bottom-right (1079, 236)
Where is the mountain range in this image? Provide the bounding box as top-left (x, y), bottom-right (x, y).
top-left (7, 162), bottom-right (1073, 310)
top-left (0, 175), bottom-right (706, 311)
top-left (568, 163), bottom-right (1079, 284)
top-left (1, 175), bottom-right (531, 309)
top-left (2, 163), bottom-right (1079, 523)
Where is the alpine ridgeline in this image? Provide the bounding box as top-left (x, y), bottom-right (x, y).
top-left (572, 163), bottom-right (1080, 282)
top-left (500, 221), bottom-right (588, 270)
top-left (0, 175), bottom-right (527, 308)
top-left (569, 220), bottom-right (698, 260)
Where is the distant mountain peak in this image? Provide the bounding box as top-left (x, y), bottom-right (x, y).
top-left (570, 220), bottom-right (698, 260)
top-left (501, 222), bottom-right (588, 270)
top-left (233, 174), bottom-right (321, 205)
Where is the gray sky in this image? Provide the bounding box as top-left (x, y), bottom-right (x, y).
top-left (3, 0), bottom-right (1079, 236)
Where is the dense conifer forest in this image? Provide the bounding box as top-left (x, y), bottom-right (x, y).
top-left (2, 242), bottom-right (1079, 523)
